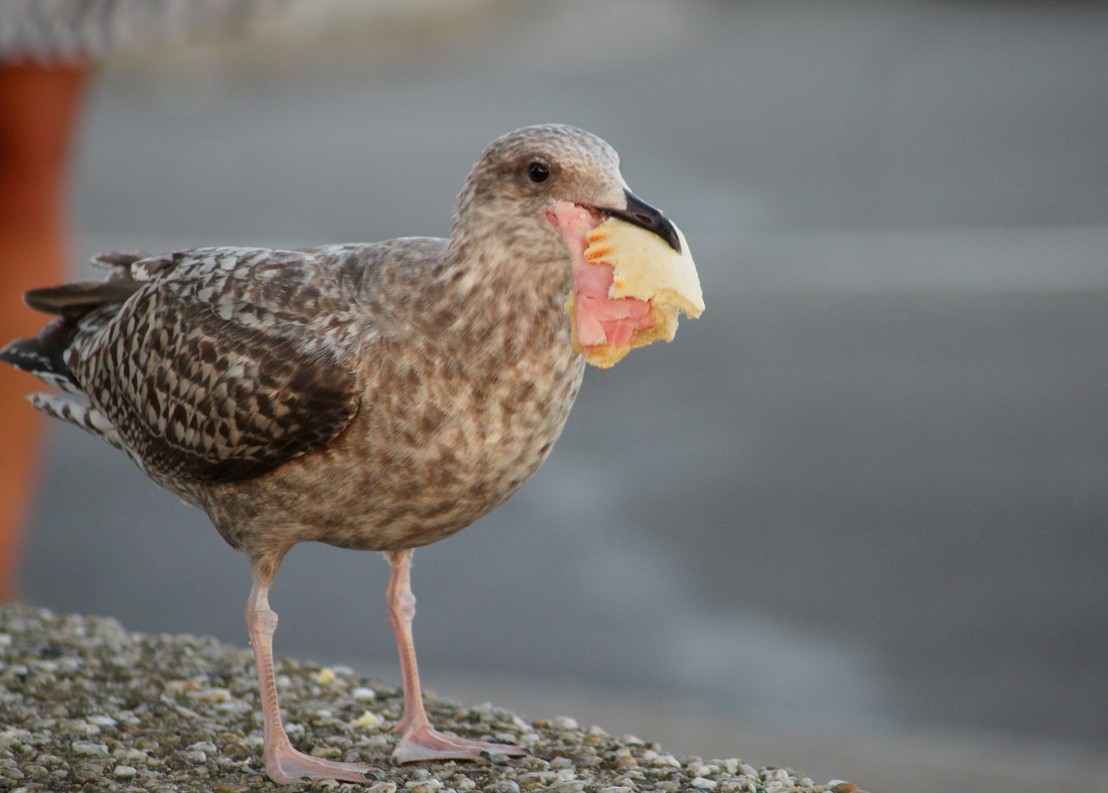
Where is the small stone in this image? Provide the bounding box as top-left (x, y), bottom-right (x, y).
top-left (761, 768), bottom-right (790, 783)
top-left (646, 751), bottom-right (681, 768)
top-left (194, 687), bottom-right (232, 702)
top-left (514, 755), bottom-right (548, 772)
top-left (113, 765), bottom-right (138, 778)
top-left (451, 774), bottom-right (477, 791)
top-left (551, 716), bottom-right (578, 730)
top-left (74, 761), bottom-right (106, 777)
top-left (552, 783), bottom-right (585, 793)
top-left (71, 741), bottom-right (109, 756)
top-left (486, 781), bottom-right (520, 793)
top-left (317, 667), bottom-right (336, 685)
top-left (64, 719), bottom-right (101, 736)
top-left (717, 782), bottom-right (747, 793)
top-left (412, 780), bottom-right (444, 793)
top-left (352, 687), bottom-right (377, 702)
top-left (690, 778), bottom-right (717, 791)
top-left (351, 710), bottom-right (382, 730)
top-left (34, 753), bottom-right (65, 767)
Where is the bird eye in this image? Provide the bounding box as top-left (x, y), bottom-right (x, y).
top-left (527, 161), bottom-right (550, 183)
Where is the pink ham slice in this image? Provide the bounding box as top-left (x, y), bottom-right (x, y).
top-left (548, 202), bottom-right (654, 351)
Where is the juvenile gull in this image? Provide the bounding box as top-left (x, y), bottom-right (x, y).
top-left (1, 124), bottom-right (696, 784)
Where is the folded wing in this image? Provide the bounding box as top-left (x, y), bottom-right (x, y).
top-left (32, 247), bottom-right (364, 484)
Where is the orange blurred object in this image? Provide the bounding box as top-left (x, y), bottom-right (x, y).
top-left (0, 64), bottom-right (91, 600)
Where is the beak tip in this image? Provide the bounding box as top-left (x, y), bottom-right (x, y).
top-left (593, 190), bottom-right (682, 253)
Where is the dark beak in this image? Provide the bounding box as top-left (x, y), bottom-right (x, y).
top-left (594, 189), bottom-right (682, 253)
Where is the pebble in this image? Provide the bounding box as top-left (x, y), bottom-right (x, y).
top-left (317, 667), bottom-right (337, 685)
top-left (71, 740), bottom-right (109, 756)
top-left (0, 604), bottom-right (867, 793)
top-left (351, 709), bottom-right (384, 729)
top-left (643, 749), bottom-right (682, 768)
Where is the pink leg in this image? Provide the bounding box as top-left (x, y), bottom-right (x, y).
top-left (385, 549), bottom-right (527, 764)
top-left (246, 563), bottom-right (379, 784)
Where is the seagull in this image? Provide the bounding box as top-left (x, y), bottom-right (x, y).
top-left (1, 124), bottom-right (696, 784)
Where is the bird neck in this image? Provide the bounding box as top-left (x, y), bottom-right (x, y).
top-left (442, 216), bottom-right (572, 309)
top-left (429, 233), bottom-right (574, 363)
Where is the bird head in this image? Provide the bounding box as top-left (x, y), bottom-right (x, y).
top-left (451, 124), bottom-right (700, 367)
top-left (451, 124), bottom-right (680, 265)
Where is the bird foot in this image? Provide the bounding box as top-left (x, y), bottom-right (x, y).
top-left (264, 742), bottom-right (381, 785)
top-left (392, 724), bottom-right (528, 764)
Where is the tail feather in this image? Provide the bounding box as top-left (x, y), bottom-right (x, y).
top-left (90, 250), bottom-right (150, 275)
top-left (1, 250), bottom-right (146, 444)
top-left (3, 254), bottom-right (145, 389)
top-left (31, 392), bottom-right (123, 449)
top-left (24, 278), bottom-right (139, 319)
top-left (0, 318), bottom-right (81, 391)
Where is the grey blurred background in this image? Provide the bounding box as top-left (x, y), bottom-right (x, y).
top-left (12, 2), bottom-right (1108, 791)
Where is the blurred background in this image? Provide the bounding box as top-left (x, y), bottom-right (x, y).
top-left (6, 2), bottom-right (1108, 791)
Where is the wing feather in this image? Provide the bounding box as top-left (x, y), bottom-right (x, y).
top-left (69, 247), bottom-right (365, 484)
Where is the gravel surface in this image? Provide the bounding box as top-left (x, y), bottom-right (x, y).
top-left (0, 605), bottom-right (864, 793)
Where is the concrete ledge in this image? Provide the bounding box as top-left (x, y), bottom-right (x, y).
top-left (0, 605), bottom-right (864, 792)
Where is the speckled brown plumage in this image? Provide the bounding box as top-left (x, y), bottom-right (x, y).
top-left (0, 124), bottom-right (684, 783)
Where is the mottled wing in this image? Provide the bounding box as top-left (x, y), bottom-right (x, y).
top-left (71, 247), bottom-right (365, 484)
